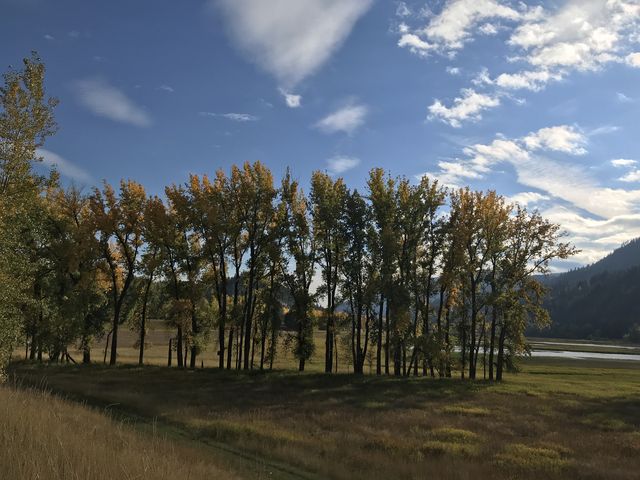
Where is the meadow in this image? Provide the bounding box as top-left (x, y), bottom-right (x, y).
top-left (6, 350), bottom-right (640, 480)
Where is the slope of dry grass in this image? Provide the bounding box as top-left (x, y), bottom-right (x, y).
top-left (0, 384), bottom-right (240, 480)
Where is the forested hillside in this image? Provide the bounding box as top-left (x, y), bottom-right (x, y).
top-left (533, 239), bottom-right (640, 340)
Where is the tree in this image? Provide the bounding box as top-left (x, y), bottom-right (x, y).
top-left (90, 180), bottom-right (146, 366)
top-left (44, 186), bottom-right (108, 364)
top-left (310, 171), bottom-right (346, 373)
top-left (280, 171), bottom-right (316, 371)
top-left (189, 171), bottom-right (233, 369)
top-left (235, 162), bottom-right (277, 370)
top-left (340, 189), bottom-right (372, 374)
top-left (367, 168), bottom-right (396, 375)
top-left (0, 52), bottom-right (57, 372)
top-left (494, 207), bottom-right (576, 380)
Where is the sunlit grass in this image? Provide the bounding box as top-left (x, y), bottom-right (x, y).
top-left (9, 355), bottom-right (640, 480)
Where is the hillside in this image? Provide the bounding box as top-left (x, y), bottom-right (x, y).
top-left (548, 238), bottom-right (640, 286)
top-left (535, 239), bottom-right (640, 339)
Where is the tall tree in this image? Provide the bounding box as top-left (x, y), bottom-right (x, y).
top-left (0, 52), bottom-right (57, 371)
top-left (236, 162), bottom-right (277, 370)
top-left (280, 171), bottom-right (316, 371)
top-left (367, 169), bottom-right (396, 375)
top-left (90, 180), bottom-right (146, 366)
top-left (340, 189), bottom-right (371, 374)
top-left (310, 171), bottom-right (346, 373)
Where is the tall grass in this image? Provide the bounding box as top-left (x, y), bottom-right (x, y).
top-left (0, 384), bottom-right (238, 480)
top-left (10, 359), bottom-right (640, 479)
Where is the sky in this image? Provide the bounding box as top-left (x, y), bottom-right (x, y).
top-left (2, 0), bottom-right (640, 270)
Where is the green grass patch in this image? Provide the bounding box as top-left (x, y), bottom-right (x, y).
top-left (495, 443), bottom-right (573, 473)
top-left (441, 405), bottom-right (490, 416)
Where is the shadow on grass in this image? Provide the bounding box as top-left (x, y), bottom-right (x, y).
top-left (9, 360), bottom-right (488, 414)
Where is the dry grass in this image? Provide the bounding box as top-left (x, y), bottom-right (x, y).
top-left (9, 357), bottom-right (640, 480)
top-left (0, 384), bottom-right (240, 480)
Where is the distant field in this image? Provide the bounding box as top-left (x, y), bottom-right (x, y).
top-left (17, 321), bottom-right (640, 372)
top-left (9, 356), bottom-right (640, 480)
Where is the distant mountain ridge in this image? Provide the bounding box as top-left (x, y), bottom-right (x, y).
top-left (548, 237), bottom-right (640, 286)
top-left (534, 238), bottom-right (640, 340)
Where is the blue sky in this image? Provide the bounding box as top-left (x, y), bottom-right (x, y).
top-left (3, 0), bottom-right (640, 269)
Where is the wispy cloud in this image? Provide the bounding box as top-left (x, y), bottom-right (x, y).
top-left (316, 103), bottom-right (368, 135)
top-left (419, 124), bottom-right (640, 266)
top-left (428, 89), bottom-right (499, 128)
top-left (215, 0), bottom-right (373, 87)
top-left (75, 77), bottom-right (151, 127)
top-left (43, 34), bottom-right (54, 41)
top-left (279, 88), bottom-right (301, 108)
top-left (611, 158), bottom-right (640, 182)
top-left (327, 156), bottom-right (360, 174)
top-left (611, 159), bottom-right (637, 168)
top-left (617, 92), bottom-right (634, 103)
top-left (158, 84), bottom-right (174, 93)
top-left (37, 148), bottom-right (92, 183)
top-left (506, 191), bottom-right (550, 207)
top-left (199, 112), bottom-right (259, 122)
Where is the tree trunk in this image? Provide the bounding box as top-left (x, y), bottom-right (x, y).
top-left (496, 323), bottom-right (507, 381)
top-left (243, 265), bottom-right (256, 370)
top-left (385, 300), bottom-right (390, 375)
top-left (176, 326), bottom-right (184, 368)
top-left (109, 310), bottom-right (119, 366)
top-left (489, 306), bottom-right (497, 381)
top-left (469, 278), bottom-right (477, 379)
top-left (103, 330), bottom-right (112, 365)
top-left (376, 295), bottom-right (383, 375)
top-left (226, 326), bottom-right (234, 369)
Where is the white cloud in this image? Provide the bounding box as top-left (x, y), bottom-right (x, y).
top-left (398, 33), bottom-right (434, 56)
top-left (396, 2), bottom-right (411, 18)
top-left (316, 103), bottom-right (368, 134)
top-left (75, 78), bottom-right (151, 127)
top-left (417, 0), bottom-right (522, 52)
top-left (493, 69), bottom-right (562, 92)
top-left (419, 125), bottom-right (640, 219)
top-left (522, 125), bottom-right (587, 155)
top-left (541, 206), bottom-right (640, 265)
top-left (327, 156), bottom-right (360, 174)
top-left (506, 191), bottom-right (550, 207)
top-left (279, 88), bottom-right (301, 108)
top-left (619, 169), bottom-right (640, 182)
top-left (611, 159), bottom-right (637, 168)
top-left (44, 34), bottom-right (54, 41)
top-left (158, 85), bottom-right (174, 93)
top-left (478, 23), bottom-right (499, 36)
top-left (199, 112), bottom-right (258, 122)
top-left (617, 92), bottom-right (634, 103)
top-left (398, 0), bottom-right (640, 125)
top-left (446, 66), bottom-right (461, 75)
top-left (626, 52), bottom-right (640, 67)
top-left (428, 88), bottom-right (499, 127)
top-left (37, 148), bottom-right (92, 183)
top-left (216, 0), bottom-right (373, 86)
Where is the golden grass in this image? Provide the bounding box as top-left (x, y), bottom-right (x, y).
top-left (9, 358), bottom-right (640, 480)
top-left (0, 384), bottom-right (239, 480)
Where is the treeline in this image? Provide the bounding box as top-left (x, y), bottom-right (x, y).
top-left (0, 55), bottom-right (576, 381)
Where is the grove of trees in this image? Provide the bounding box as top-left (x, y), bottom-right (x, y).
top-left (0, 54), bottom-right (576, 381)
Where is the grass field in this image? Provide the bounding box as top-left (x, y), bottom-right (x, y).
top-left (7, 355), bottom-right (640, 480)
top-left (0, 382), bottom-right (242, 479)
